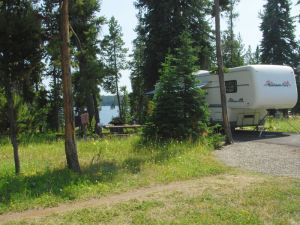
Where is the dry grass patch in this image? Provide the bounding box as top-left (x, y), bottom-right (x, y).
top-left (2, 173), bottom-right (283, 225)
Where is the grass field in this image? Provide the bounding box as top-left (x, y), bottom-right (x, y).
top-left (0, 135), bottom-right (225, 214)
top-left (0, 133), bottom-right (299, 224)
top-left (237, 116), bottom-right (300, 133)
top-left (264, 116), bottom-right (300, 133)
top-left (6, 174), bottom-right (300, 225)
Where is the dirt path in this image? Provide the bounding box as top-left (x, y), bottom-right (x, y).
top-left (0, 174), bottom-right (261, 224)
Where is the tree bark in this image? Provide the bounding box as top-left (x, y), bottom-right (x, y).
top-left (113, 45), bottom-right (122, 121)
top-left (5, 84), bottom-right (20, 175)
top-left (214, 0), bottom-right (233, 144)
top-left (60, 0), bottom-right (81, 172)
top-left (115, 78), bottom-right (122, 121)
top-left (92, 93), bottom-right (102, 135)
top-left (53, 68), bottom-right (60, 132)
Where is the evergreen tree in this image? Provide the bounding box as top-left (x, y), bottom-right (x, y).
top-left (135, 0), bottom-right (213, 91)
top-left (244, 45), bottom-right (261, 65)
top-left (120, 86), bottom-right (131, 124)
top-left (130, 12), bottom-right (147, 124)
top-left (260, 0), bottom-right (298, 68)
top-left (0, 89), bottom-right (8, 134)
top-left (0, 0), bottom-right (42, 174)
top-left (70, 0), bottom-right (104, 134)
top-left (42, 0), bottom-right (63, 131)
top-left (222, 32), bottom-right (244, 67)
top-left (222, 0), bottom-right (244, 67)
top-left (253, 46), bottom-right (261, 64)
top-left (144, 32), bottom-right (208, 140)
top-left (101, 17), bottom-right (128, 122)
top-left (60, 0), bottom-right (81, 173)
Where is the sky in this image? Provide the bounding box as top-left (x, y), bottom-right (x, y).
top-left (100, 0), bottom-right (300, 93)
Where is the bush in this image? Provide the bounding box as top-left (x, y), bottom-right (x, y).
top-left (110, 117), bottom-right (124, 125)
top-left (143, 32), bottom-right (209, 141)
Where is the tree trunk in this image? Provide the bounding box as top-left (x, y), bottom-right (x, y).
top-left (60, 0), bottom-right (81, 172)
top-left (5, 84), bottom-right (20, 175)
top-left (214, 0), bottom-right (233, 144)
top-left (92, 93), bottom-right (102, 135)
top-left (113, 45), bottom-right (122, 121)
top-left (53, 69), bottom-right (60, 131)
top-left (116, 81), bottom-right (122, 121)
top-left (137, 51), bottom-right (145, 124)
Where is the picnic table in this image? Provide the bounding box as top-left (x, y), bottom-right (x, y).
top-left (103, 124), bottom-right (143, 135)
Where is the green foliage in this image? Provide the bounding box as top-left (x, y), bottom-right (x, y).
top-left (42, 0), bottom-right (63, 131)
top-left (15, 95), bottom-right (49, 133)
top-left (101, 17), bottom-right (128, 120)
top-left (244, 45), bottom-right (261, 65)
top-left (222, 0), bottom-right (245, 68)
top-left (135, 0), bottom-right (214, 91)
top-left (88, 116), bottom-right (97, 135)
top-left (110, 117), bottom-right (124, 125)
top-left (69, 0), bottom-right (104, 127)
top-left (120, 86), bottom-right (131, 124)
top-left (130, 13), bottom-right (147, 124)
top-left (0, 136), bottom-right (225, 213)
top-left (260, 0), bottom-right (300, 112)
top-left (0, 89), bottom-right (8, 133)
top-left (260, 0), bottom-right (299, 68)
top-left (0, 0), bottom-right (43, 152)
top-left (3, 167), bottom-right (300, 224)
top-left (0, 0), bottom-right (42, 90)
top-left (101, 17), bottom-right (128, 94)
top-left (265, 116), bottom-right (300, 133)
top-left (144, 32), bottom-right (209, 141)
top-left (222, 33), bottom-right (245, 67)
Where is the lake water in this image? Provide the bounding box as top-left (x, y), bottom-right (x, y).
top-left (99, 106), bottom-right (119, 125)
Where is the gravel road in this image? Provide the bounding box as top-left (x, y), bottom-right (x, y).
top-left (214, 131), bottom-right (300, 178)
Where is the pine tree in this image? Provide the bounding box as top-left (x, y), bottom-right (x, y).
top-left (130, 11), bottom-right (147, 124)
top-left (253, 46), bottom-right (261, 64)
top-left (0, 0), bottom-right (43, 174)
top-left (42, 0), bottom-right (63, 131)
top-left (101, 17), bottom-right (128, 122)
top-left (222, 0), bottom-right (245, 68)
top-left (222, 33), bottom-right (245, 67)
top-left (260, 0), bottom-right (298, 68)
top-left (0, 88), bottom-right (8, 134)
top-left (135, 0), bottom-right (214, 91)
top-left (120, 86), bottom-right (131, 124)
top-left (69, 0), bottom-right (104, 134)
top-left (144, 32), bottom-right (208, 140)
top-left (244, 45), bottom-right (261, 65)
top-left (60, 0), bottom-right (81, 173)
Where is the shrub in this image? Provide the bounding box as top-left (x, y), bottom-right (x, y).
top-left (143, 32), bottom-right (209, 141)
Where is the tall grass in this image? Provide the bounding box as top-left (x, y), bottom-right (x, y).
top-left (265, 116), bottom-right (300, 133)
top-left (0, 132), bottom-right (61, 146)
top-left (0, 135), bottom-right (226, 214)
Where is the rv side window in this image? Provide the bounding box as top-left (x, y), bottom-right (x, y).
top-left (225, 80), bottom-right (237, 93)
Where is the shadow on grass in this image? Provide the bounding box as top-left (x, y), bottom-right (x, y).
top-left (0, 139), bottom-right (201, 210)
top-left (122, 157), bottom-right (145, 174)
top-left (0, 160), bottom-right (118, 207)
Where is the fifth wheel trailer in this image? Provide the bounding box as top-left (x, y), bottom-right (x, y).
top-left (195, 65), bottom-right (298, 127)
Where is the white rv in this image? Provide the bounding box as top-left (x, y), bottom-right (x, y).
top-left (196, 65), bottom-right (298, 127)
